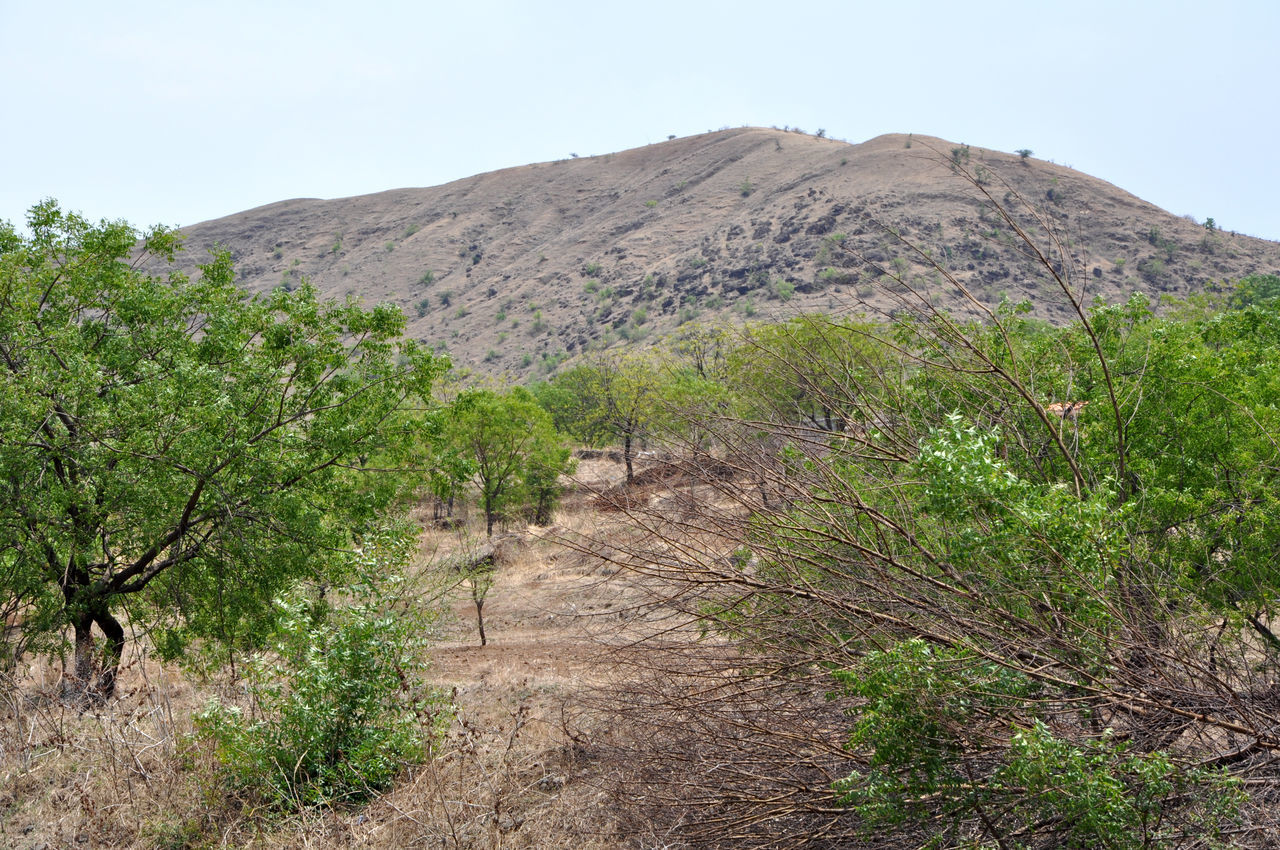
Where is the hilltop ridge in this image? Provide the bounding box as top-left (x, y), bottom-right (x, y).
top-left (175, 128), bottom-right (1280, 374)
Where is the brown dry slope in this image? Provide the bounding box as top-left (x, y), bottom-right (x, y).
top-left (175, 128), bottom-right (1280, 374)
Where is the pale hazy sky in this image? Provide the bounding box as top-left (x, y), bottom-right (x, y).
top-left (3, 0), bottom-right (1277, 241)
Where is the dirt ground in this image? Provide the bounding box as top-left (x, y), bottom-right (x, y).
top-left (0, 456), bottom-right (668, 850)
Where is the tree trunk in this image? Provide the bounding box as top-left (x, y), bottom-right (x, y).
top-left (474, 597), bottom-right (487, 647)
top-left (70, 605), bottom-right (125, 699)
top-left (93, 609), bottom-right (125, 697)
top-left (624, 431), bottom-right (634, 484)
top-left (72, 613), bottom-right (95, 687)
top-left (533, 494), bottom-right (551, 526)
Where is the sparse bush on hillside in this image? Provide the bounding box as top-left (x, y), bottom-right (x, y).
top-left (1137, 256), bottom-right (1166, 283)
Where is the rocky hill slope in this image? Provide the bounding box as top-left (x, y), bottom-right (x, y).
top-left (174, 128), bottom-right (1280, 376)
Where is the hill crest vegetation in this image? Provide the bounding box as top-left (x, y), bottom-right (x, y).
top-left (171, 128), bottom-right (1280, 377)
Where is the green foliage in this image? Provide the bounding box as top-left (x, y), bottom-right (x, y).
top-left (1015, 148), bottom-right (1033, 161)
top-left (197, 528), bottom-right (447, 810)
top-left (0, 202), bottom-right (443, 692)
top-left (1231, 273), bottom-right (1280, 307)
top-left (991, 722), bottom-right (1243, 847)
top-left (534, 353), bottom-right (659, 482)
top-left (725, 315), bottom-right (893, 433)
top-left (418, 270), bottom-right (435, 286)
top-left (1136, 256), bottom-right (1166, 283)
top-left (669, 322), bottom-right (731, 381)
top-left (739, 179), bottom-right (756, 197)
top-left (832, 639), bottom-right (1035, 822)
top-left (836, 637), bottom-right (1242, 846)
top-left (656, 269), bottom-right (1280, 842)
top-left (443, 388), bottom-right (573, 534)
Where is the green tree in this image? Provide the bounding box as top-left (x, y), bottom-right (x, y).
top-left (0, 202), bottom-right (443, 696)
top-left (444, 387), bottom-right (572, 536)
top-left (1231, 272), bottom-right (1280, 307)
top-left (725, 316), bottom-right (898, 436)
top-left (536, 353), bottom-right (659, 484)
top-left (523, 437), bottom-right (576, 526)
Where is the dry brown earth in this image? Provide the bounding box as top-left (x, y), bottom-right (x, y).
top-left (0, 457), bottom-right (673, 849)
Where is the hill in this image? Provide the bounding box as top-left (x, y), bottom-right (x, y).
top-left (174, 128), bottom-right (1280, 375)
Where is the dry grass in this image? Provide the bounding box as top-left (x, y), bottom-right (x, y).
top-left (0, 458), bottom-right (674, 850)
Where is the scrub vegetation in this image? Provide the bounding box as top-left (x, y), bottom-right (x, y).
top-left (5, 165), bottom-right (1280, 849)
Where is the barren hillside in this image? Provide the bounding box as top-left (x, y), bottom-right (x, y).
top-left (174, 128), bottom-right (1280, 375)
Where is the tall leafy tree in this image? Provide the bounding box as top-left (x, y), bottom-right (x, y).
top-left (443, 387), bottom-right (572, 536)
top-left (536, 352), bottom-right (658, 484)
top-left (0, 202), bottom-right (443, 696)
